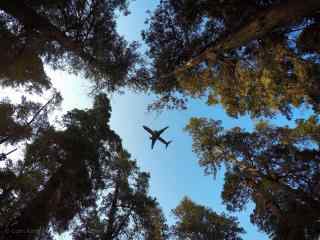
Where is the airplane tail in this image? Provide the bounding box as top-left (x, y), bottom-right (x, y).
top-left (165, 141), bottom-right (172, 149)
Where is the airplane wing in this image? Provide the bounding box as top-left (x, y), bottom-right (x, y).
top-left (158, 137), bottom-right (168, 145)
top-left (151, 138), bottom-right (157, 149)
top-left (157, 126), bottom-right (169, 136)
top-left (143, 125), bottom-right (154, 135)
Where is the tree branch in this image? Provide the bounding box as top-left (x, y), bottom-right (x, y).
top-left (145, 0), bottom-right (320, 83)
top-left (175, 0), bottom-right (320, 75)
top-left (0, 95), bottom-right (56, 146)
top-left (0, 148), bottom-right (18, 161)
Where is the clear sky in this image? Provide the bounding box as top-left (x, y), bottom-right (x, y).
top-left (49, 1), bottom-right (312, 239)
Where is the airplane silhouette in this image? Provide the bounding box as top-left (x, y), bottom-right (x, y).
top-left (143, 125), bottom-right (172, 149)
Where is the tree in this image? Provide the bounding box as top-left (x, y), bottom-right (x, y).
top-left (171, 197), bottom-right (244, 240)
top-left (0, 0), bottom-right (146, 93)
top-left (0, 90), bottom-right (62, 167)
top-left (143, 0), bottom-right (320, 118)
top-left (0, 94), bottom-right (169, 240)
top-left (185, 117), bottom-right (320, 239)
top-left (72, 151), bottom-right (168, 240)
top-left (0, 91), bottom-right (62, 145)
top-left (0, 0), bottom-right (148, 183)
top-left (0, 94), bottom-right (123, 240)
top-left (0, 3), bottom-right (162, 239)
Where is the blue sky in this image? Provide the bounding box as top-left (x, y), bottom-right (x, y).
top-left (49, 1), bottom-right (312, 239)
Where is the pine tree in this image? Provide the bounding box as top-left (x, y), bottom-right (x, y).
top-left (144, 0), bottom-right (320, 118)
top-left (72, 151), bottom-right (168, 240)
top-left (185, 117), bottom-right (320, 239)
top-left (0, 94), bottom-right (122, 239)
top-left (0, 0), bottom-right (145, 92)
top-left (171, 197), bottom-right (244, 240)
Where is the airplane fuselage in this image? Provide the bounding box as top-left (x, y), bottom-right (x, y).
top-left (150, 131), bottom-right (161, 139)
top-left (143, 125), bottom-right (172, 149)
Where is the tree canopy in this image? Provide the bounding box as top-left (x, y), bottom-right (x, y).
top-left (1, 94), bottom-right (118, 239)
top-left (0, 94), bottom-right (169, 240)
top-left (1, 1), bottom-right (320, 239)
top-left (185, 117), bottom-right (320, 239)
top-left (0, 0), bottom-right (147, 93)
top-left (143, 0), bottom-right (320, 118)
top-left (171, 197), bottom-right (244, 240)
top-left (72, 151), bottom-right (169, 240)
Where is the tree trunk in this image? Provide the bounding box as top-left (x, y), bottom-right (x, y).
top-left (0, 168), bottom-right (65, 240)
top-left (1, 161), bottom-right (87, 240)
top-left (104, 179), bottom-right (120, 240)
top-left (175, 0), bottom-right (320, 75)
top-left (0, 0), bottom-right (97, 68)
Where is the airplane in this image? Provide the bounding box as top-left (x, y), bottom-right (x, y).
top-left (143, 125), bottom-right (172, 149)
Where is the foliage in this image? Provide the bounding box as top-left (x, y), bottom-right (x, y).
top-left (185, 117), bottom-right (320, 239)
top-left (1, 1), bottom-right (320, 239)
top-left (0, 94), bottom-right (119, 239)
top-left (0, 2), bottom-right (164, 239)
top-left (0, 94), bottom-right (168, 240)
top-left (143, 0), bottom-right (320, 118)
top-left (72, 151), bottom-right (168, 240)
top-left (0, 0), bottom-right (146, 93)
top-left (171, 197), bottom-right (244, 240)
top-left (0, 90), bottom-right (62, 150)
